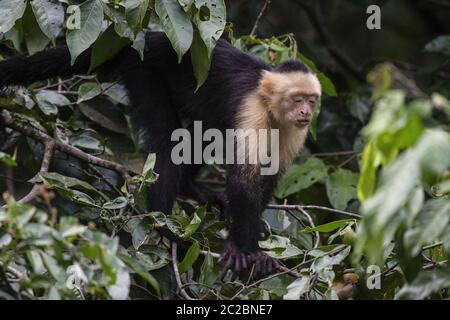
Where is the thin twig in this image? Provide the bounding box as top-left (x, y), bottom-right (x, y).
top-left (18, 139), bottom-right (55, 203)
top-left (250, 0), bottom-right (271, 36)
top-left (4, 167), bottom-right (15, 196)
top-left (423, 242), bottom-right (443, 251)
top-left (310, 150), bottom-right (359, 157)
top-left (231, 246), bottom-right (346, 300)
top-left (296, 207), bottom-right (320, 248)
top-left (268, 204), bottom-right (361, 218)
top-left (295, 0), bottom-right (365, 81)
top-left (171, 242), bottom-right (196, 300)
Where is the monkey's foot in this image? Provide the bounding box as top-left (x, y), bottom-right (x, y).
top-left (218, 243), bottom-right (279, 276)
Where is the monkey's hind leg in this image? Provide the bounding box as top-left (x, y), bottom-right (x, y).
top-left (124, 69), bottom-right (182, 214)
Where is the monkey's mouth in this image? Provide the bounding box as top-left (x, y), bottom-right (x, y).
top-left (295, 119), bottom-right (311, 127)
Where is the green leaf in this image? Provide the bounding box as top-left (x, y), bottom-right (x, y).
top-left (275, 157), bottom-right (328, 198)
top-left (103, 83), bottom-right (130, 105)
top-left (357, 141), bottom-right (380, 200)
top-left (40, 251), bottom-right (66, 283)
top-left (193, 0), bottom-right (226, 58)
top-left (325, 168), bottom-right (358, 210)
top-left (77, 82), bottom-right (102, 103)
top-left (396, 267), bottom-right (450, 300)
top-left (107, 267), bottom-right (130, 300)
top-left (101, 2), bottom-right (134, 40)
top-left (199, 250), bottom-right (218, 286)
top-left (35, 90), bottom-right (70, 116)
top-left (26, 250), bottom-right (45, 273)
top-left (0, 0), bottom-right (26, 33)
top-left (142, 153), bottom-right (156, 177)
top-left (425, 35), bottom-right (450, 56)
top-left (7, 203), bottom-right (36, 228)
top-left (179, 241), bottom-right (200, 273)
top-left (30, 0), bottom-right (64, 41)
top-left (317, 72), bottom-right (337, 97)
top-left (66, 0), bottom-right (104, 65)
top-left (403, 198), bottom-right (450, 257)
top-left (312, 245), bottom-right (351, 273)
top-left (69, 132), bottom-right (112, 155)
top-left (131, 220), bottom-right (147, 249)
top-left (132, 30), bottom-right (146, 60)
top-left (283, 276), bottom-right (310, 300)
top-left (125, 0), bottom-right (149, 35)
top-left (59, 216), bottom-right (87, 238)
top-left (190, 27), bottom-right (211, 89)
top-left (355, 130), bottom-right (450, 266)
top-left (38, 171), bottom-right (108, 200)
top-left (259, 235), bottom-right (303, 259)
top-left (118, 251), bottom-right (160, 295)
top-left (22, 3), bottom-right (50, 54)
top-left (103, 197), bottom-right (129, 210)
top-left (0, 151), bottom-right (17, 166)
top-left (155, 0), bottom-right (193, 62)
top-left (79, 100), bottom-right (128, 135)
top-left (89, 25), bottom-right (131, 72)
top-left (303, 219), bottom-right (353, 233)
top-left (180, 209), bottom-right (204, 239)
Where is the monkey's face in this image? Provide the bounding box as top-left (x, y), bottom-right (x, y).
top-left (259, 70), bottom-right (321, 128)
top-left (281, 93), bottom-right (319, 127)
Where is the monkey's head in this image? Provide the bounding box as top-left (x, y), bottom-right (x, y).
top-left (259, 60), bottom-right (322, 128)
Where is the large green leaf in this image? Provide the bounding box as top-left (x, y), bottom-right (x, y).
top-left (34, 90), bottom-right (70, 116)
top-left (66, 0), bottom-right (104, 65)
top-left (38, 171), bottom-right (108, 200)
top-left (118, 251), bottom-right (160, 295)
top-left (155, 0), bottom-right (193, 62)
top-left (125, 0), bottom-right (149, 35)
top-left (22, 3), bottom-right (50, 54)
top-left (31, 0), bottom-right (64, 41)
top-left (396, 267), bottom-right (450, 300)
top-left (0, 0), bottom-right (26, 33)
top-left (283, 276), bottom-right (310, 300)
top-left (89, 25), bottom-right (131, 72)
top-left (275, 157), bottom-right (328, 198)
top-left (325, 168), bottom-right (358, 211)
top-left (193, 0), bottom-right (226, 58)
top-left (190, 28), bottom-right (210, 89)
top-left (101, 2), bottom-right (134, 39)
top-left (179, 241), bottom-right (200, 273)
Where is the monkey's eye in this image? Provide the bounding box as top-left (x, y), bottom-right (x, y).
top-left (292, 95), bottom-right (304, 102)
top-left (309, 98), bottom-right (317, 105)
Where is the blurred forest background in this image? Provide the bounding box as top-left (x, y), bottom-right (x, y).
top-left (0, 0), bottom-right (449, 300)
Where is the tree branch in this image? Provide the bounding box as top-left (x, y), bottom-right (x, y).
top-left (18, 139), bottom-right (55, 203)
top-left (250, 0), bottom-right (272, 36)
top-left (0, 111), bottom-right (136, 181)
top-left (295, 0), bottom-right (365, 81)
top-left (171, 242), bottom-right (196, 300)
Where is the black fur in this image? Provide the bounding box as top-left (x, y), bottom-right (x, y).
top-left (0, 32), bottom-right (309, 272)
top-left (274, 59), bottom-right (312, 74)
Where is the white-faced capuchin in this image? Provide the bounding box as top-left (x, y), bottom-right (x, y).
top-left (0, 32), bottom-right (321, 275)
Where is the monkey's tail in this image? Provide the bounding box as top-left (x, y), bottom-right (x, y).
top-left (0, 46), bottom-right (92, 88)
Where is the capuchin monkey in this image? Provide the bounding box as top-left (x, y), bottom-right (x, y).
top-left (0, 32), bottom-right (321, 275)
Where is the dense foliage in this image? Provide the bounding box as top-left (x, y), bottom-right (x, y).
top-left (0, 0), bottom-right (449, 300)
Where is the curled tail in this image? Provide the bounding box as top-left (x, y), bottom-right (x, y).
top-left (0, 46), bottom-right (91, 87)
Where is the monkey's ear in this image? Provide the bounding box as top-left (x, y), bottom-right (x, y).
top-left (258, 70), bottom-right (276, 97)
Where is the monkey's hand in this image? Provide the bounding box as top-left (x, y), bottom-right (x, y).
top-left (218, 242), bottom-right (279, 276)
